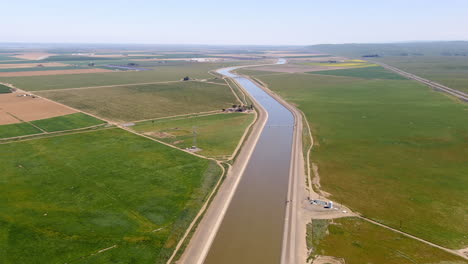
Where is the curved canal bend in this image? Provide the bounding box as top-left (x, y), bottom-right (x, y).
top-left (204, 64), bottom-right (295, 264)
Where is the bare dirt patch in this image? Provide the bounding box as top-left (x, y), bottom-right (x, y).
top-left (312, 255), bottom-right (345, 264)
top-left (143, 131), bottom-right (175, 138)
top-left (12, 52), bottom-right (55, 60)
top-left (0, 62), bottom-right (68, 69)
top-left (0, 93), bottom-right (76, 124)
top-left (0, 68), bottom-right (113, 77)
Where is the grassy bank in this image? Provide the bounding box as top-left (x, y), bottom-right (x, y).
top-left (0, 128), bottom-right (221, 263)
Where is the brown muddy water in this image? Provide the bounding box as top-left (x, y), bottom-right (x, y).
top-left (204, 66), bottom-right (294, 264)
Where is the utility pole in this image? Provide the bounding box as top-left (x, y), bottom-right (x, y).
top-left (192, 126), bottom-right (197, 147)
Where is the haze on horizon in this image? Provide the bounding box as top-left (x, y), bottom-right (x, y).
top-left (2, 0), bottom-right (468, 45)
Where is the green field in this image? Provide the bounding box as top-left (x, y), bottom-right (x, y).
top-left (307, 218), bottom-right (466, 263)
top-left (251, 72), bottom-right (468, 248)
top-left (376, 56), bottom-right (468, 93)
top-left (36, 82), bottom-right (236, 122)
top-left (0, 128), bottom-right (221, 263)
top-left (0, 122), bottom-right (42, 138)
top-left (300, 60), bottom-right (375, 68)
top-left (310, 66), bottom-right (407, 80)
top-left (30, 112), bottom-right (105, 132)
top-left (0, 84), bottom-right (11, 93)
top-left (132, 113), bottom-right (255, 159)
top-left (0, 62), bottom-right (241, 91)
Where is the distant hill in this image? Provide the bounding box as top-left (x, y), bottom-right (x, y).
top-left (307, 41), bottom-right (468, 57)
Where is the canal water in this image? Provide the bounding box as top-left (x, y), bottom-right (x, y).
top-left (204, 65), bottom-right (294, 264)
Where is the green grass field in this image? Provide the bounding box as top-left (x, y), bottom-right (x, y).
top-left (307, 218), bottom-right (466, 263)
top-left (0, 122), bottom-right (42, 138)
top-left (0, 62), bottom-right (241, 91)
top-left (300, 60), bottom-right (375, 68)
top-left (132, 113), bottom-right (255, 159)
top-left (252, 73), bottom-right (468, 249)
top-left (309, 66), bottom-right (407, 80)
top-left (0, 84), bottom-right (11, 93)
top-left (376, 56), bottom-right (468, 93)
top-left (30, 113), bottom-right (105, 132)
top-left (36, 82), bottom-right (236, 122)
top-left (0, 128), bottom-right (221, 264)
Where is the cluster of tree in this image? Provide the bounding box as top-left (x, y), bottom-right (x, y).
top-left (222, 104), bottom-right (254, 112)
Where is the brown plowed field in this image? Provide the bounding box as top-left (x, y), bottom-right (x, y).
top-left (0, 68), bottom-right (114, 77)
top-left (0, 110), bottom-right (21, 124)
top-left (0, 93), bottom-right (76, 124)
top-left (0, 62), bottom-right (69, 69)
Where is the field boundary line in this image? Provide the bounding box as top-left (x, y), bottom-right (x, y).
top-left (34, 80), bottom-right (183, 92)
top-left (5, 112), bottom-right (48, 133)
top-left (130, 110), bottom-right (221, 124)
top-left (0, 127), bottom-right (115, 145)
top-left (0, 123), bottom-right (108, 142)
top-left (360, 216), bottom-right (468, 260)
top-left (371, 61), bottom-right (468, 102)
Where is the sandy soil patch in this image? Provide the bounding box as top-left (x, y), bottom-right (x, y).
top-left (12, 52), bottom-right (55, 60)
top-left (0, 93), bottom-right (76, 124)
top-left (458, 247), bottom-right (468, 258)
top-left (0, 62), bottom-right (68, 69)
top-left (0, 68), bottom-right (113, 77)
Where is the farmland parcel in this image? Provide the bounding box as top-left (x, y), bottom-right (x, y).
top-left (36, 82), bottom-right (236, 122)
top-left (243, 69), bottom-right (468, 249)
top-left (0, 63), bottom-right (235, 91)
top-left (0, 128), bottom-right (221, 263)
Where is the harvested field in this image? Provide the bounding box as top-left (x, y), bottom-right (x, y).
top-left (12, 52), bottom-right (55, 60)
top-left (0, 62), bottom-right (68, 69)
top-left (36, 81), bottom-right (236, 122)
top-left (0, 93), bottom-right (76, 124)
top-left (0, 68), bottom-right (113, 77)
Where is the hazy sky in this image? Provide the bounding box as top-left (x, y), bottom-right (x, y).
top-left (2, 0), bottom-right (468, 45)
